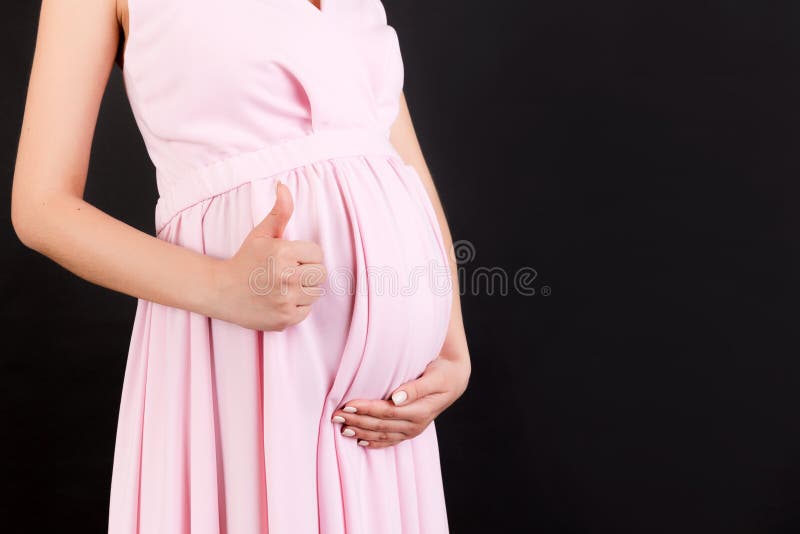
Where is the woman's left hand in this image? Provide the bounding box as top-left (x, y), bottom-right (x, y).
top-left (330, 356), bottom-right (471, 449)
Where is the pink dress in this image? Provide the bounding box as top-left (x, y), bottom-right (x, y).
top-left (108, 0), bottom-right (453, 532)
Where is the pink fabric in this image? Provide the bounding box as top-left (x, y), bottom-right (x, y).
top-left (108, 0), bottom-right (453, 532)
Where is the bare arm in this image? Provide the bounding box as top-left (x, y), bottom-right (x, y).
top-left (10, 0), bottom-right (225, 316)
top-left (10, 0), bottom-right (323, 331)
top-left (390, 91), bottom-right (471, 378)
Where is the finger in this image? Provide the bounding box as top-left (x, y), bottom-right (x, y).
top-left (289, 286), bottom-right (321, 306)
top-left (339, 425), bottom-right (406, 444)
top-left (254, 181), bottom-right (293, 238)
top-left (388, 361), bottom-right (447, 407)
top-left (276, 266), bottom-right (325, 299)
top-left (288, 240), bottom-right (324, 265)
top-left (336, 399), bottom-right (416, 423)
top-left (360, 440), bottom-right (402, 449)
top-left (290, 263), bottom-right (327, 288)
top-left (332, 411), bottom-right (417, 435)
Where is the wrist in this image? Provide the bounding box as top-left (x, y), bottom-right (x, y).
top-left (194, 255), bottom-right (228, 319)
top-left (441, 349), bottom-right (471, 372)
top-left (438, 353), bottom-right (471, 394)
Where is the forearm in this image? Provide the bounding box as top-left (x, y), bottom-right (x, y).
top-left (12, 191), bottom-right (222, 317)
top-left (9, 1), bottom-right (221, 317)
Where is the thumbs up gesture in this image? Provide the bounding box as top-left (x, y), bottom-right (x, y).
top-left (210, 181), bottom-right (327, 331)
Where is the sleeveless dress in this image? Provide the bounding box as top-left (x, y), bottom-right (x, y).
top-left (108, 0), bottom-right (453, 533)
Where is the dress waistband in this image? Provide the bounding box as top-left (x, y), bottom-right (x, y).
top-left (154, 127), bottom-right (402, 234)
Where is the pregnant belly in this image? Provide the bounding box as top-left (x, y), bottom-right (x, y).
top-left (183, 153), bottom-right (453, 405)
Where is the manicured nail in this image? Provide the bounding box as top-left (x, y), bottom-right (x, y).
top-left (357, 440), bottom-right (369, 447)
top-left (391, 390), bottom-right (407, 405)
top-left (342, 428), bottom-right (356, 437)
top-left (342, 406), bottom-right (357, 413)
top-left (331, 415), bottom-right (346, 423)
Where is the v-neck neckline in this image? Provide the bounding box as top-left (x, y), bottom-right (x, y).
top-left (301, 0), bottom-right (324, 15)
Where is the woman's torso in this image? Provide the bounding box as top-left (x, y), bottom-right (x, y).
top-left (119, 0), bottom-right (405, 195)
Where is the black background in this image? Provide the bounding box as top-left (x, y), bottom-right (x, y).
top-left (2, 1), bottom-right (800, 532)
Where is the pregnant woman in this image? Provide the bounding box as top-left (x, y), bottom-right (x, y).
top-left (11, 0), bottom-right (471, 532)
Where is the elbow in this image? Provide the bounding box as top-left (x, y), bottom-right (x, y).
top-left (10, 199), bottom-right (39, 251)
top-left (10, 185), bottom-right (48, 252)
top-left (12, 176), bottom-right (82, 253)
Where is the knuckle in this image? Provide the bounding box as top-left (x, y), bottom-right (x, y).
top-left (311, 265), bottom-right (328, 284)
top-left (299, 268), bottom-right (318, 287)
top-left (277, 305), bottom-right (294, 324)
top-left (272, 294), bottom-right (288, 309)
top-left (286, 270), bottom-right (301, 287)
top-left (276, 240), bottom-right (291, 255)
top-left (278, 265), bottom-right (295, 285)
top-left (346, 414), bottom-right (362, 426)
top-left (271, 240), bottom-right (287, 258)
top-left (407, 412), bottom-right (423, 424)
top-left (277, 247), bottom-right (296, 267)
top-left (302, 288), bottom-right (320, 302)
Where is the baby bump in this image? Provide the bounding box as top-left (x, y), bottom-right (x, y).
top-left (330, 157), bottom-right (453, 401)
top-left (197, 154), bottom-right (453, 401)
top-left (277, 155), bottom-right (452, 401)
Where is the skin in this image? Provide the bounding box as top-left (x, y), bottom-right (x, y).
top-left (11, 0), bottom-right (471, 450)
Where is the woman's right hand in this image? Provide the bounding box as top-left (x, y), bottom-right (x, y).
top-left (208, 181), bottom-right (327, 332)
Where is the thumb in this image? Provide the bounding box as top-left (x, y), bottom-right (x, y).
top-left (389, 367), bottom-right (443, 406)
top-left (255, 181), bottom-right (293, 238)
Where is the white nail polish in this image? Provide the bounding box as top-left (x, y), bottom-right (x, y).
top-left (391, 390), bottom-right (407, 405)
top-left (357, 440), bottom-right (369, 447)
top-left (331, 415), bottom-right (346, 423)
top-left (342, 428), bottom-right (356, 437)
top-left (342, 406), bottom-right (357, 413)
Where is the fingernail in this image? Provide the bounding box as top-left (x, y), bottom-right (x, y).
top-left (342, 428), bottom-right (356, 437)
top-left (357, 440), bottom-right (369, 447)
top-left (391, 390), bottom-right (407, 405)
top-left (342, 406), bottom-right (357, 413)
top-left (331, 415), bottom-right (346, 423)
